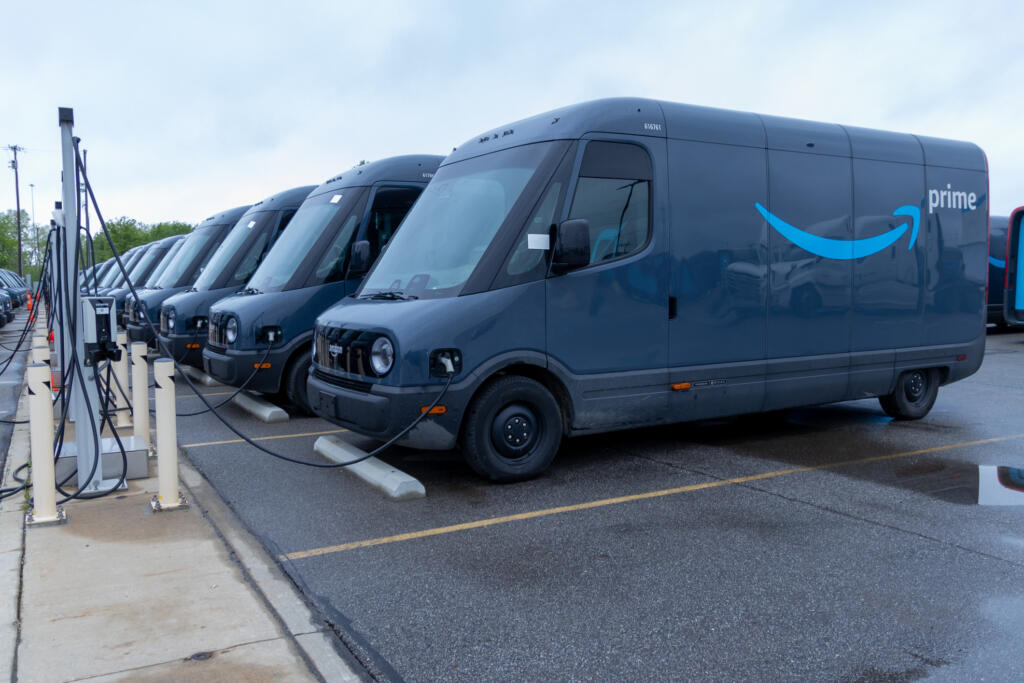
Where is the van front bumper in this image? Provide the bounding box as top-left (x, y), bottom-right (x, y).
top-left (157, 331), bottom-right (205, 367)
top-left (126, 322), bottom-right (156, 345)
top-left (307, 369), bottom-right (467, 450)
top-left (203, 344), bottom-right (288, 394)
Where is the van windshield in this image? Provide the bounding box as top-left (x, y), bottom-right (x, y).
top-left (143, 239), bottom-right (184, 288)
top-left (194, 211), bottom-right (275, 291)
top-left (126, 246), bottom-right (164, 287)
top-left (104, 250), bottom-right (142, 288)
top-left (246, 189), bottom-right (367, 293)
top-left (360, 141), bottom-right (563, 299)
top-left (154, 224), bottom-right (222, 289)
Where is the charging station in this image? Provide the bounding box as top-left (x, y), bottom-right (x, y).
top-left (52, 109), bottom-right (148, 490)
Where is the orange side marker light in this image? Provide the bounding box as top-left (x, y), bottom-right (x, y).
top-left (420, 405), bottom-right (447, 415)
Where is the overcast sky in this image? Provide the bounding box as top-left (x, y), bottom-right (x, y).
top-left (2, 0), bottom-right (1022, 227)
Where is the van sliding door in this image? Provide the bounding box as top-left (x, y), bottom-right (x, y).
top-left (666, 139), bottom-right (768, 420)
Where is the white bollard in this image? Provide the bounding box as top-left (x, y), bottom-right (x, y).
top-left (114, 332), bottom-right (131, 428)
top-left (26, 363), bottom-right (66, 526)
top-left (32, 342), bottom-right (49, 365)
top-left (130, 342), bottom-right (149, 450)
top-left (151, 358), bottom-right (186, 512)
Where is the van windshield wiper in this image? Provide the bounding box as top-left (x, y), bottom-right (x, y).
top-left (362, 290), bottom-right (417, 301)
top-left (241, 286), bottom-right (262, 295)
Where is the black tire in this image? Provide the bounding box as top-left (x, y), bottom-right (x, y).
top-left (461, 375), bottom-right (563, 482)
top-left (879, 368), bottom-right (940, 420)
top-left (283, 352), bottom-right (313, 416)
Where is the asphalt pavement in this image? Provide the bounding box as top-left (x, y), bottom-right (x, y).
top-left (180, 328), bottom-right (1024, 682)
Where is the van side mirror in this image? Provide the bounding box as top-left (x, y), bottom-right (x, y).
top-left (551, 219), bottom-right (590, 274)
top-left (349, 240), bottom-right (371, 275)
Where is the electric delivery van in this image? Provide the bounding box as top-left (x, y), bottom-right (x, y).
top-left (96, 245), bottom-right (146, 295)
top-left (109, 234), bottom-right (185, 326)
top-left (203, 156), bottom-right (442, 413)
top-left (1003, 207), bottom-right (1024, 326)
top-left (988, 215), bottom-right (1009, 325)
top-left (308, 97), bottom-right (989, 482)
top-left (158, 185), bottom-right (314, 367)
top-left (126, 205), bottom-right (249, 344)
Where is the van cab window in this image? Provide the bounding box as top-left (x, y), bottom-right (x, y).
top-left (569, 141), bottom-right (652, 265)
top-left (313, 215), bottom-right (361, 283)
top-left (366, 187), bottom-right (421, 255)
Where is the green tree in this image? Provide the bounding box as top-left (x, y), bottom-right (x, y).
top-left (0, 210), bottom-right (27, 273)
top-left (90, 216), bottom-right (146, 263)
top-left (148, 221), bottom-right (192, 240)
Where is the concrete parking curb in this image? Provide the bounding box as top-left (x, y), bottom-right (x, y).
top-left (231, 391), bottom-right (290, 423)
top-left (314, 435), bottom-right (426, 500)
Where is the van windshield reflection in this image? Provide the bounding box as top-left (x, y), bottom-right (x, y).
top-left (359, 141), bottom-right (565, 300)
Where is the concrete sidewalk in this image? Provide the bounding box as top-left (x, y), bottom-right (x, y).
top-left (1, 367), bottom-right (361, 681)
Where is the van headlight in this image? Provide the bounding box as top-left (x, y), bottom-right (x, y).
top-left (370, 336), bottom-right (394, 375)
top-left (166, 309), bottom-right (176, 331)
top-left (225, 317), bottom-right (238, 344)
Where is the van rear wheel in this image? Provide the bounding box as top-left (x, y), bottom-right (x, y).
top-left (462, 376), bottom-right (562, 482)
top-left (879, 368), bottom-right (940, 420)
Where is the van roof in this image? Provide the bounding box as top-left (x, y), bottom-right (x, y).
top-left (200, 204), bottom-right (251, 227)
top-left (310, 155), bottom-right (444, 198)
top-left (446, 97), bottom-right (986, 171)
top-left (241, 185), bottom-right (316, 216)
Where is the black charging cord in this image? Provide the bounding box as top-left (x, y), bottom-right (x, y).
top-left (75, 142), bottom-right (455, 469)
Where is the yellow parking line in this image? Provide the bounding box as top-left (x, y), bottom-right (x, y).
top-left (182, 428), bottom-right (348, 449)
top-left (282, 433), bottom-right (1024, 561)
top-left (174, 390), bottom-right (235, 400)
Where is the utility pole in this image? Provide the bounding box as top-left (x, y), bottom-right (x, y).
top-left (82, 150), bottom-right (89, 256)
top-left (7, 144), bottom-right (25, 276)
top-left (29, 183), bottom-right (37, 267)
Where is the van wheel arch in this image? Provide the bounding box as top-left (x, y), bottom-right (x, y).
top-left (460, 363), bottom-right (573, 441)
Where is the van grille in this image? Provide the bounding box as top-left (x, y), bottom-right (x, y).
top-left (314, 324), bottom-right (380, 377)
top-left (208, 312), bottom-right (227, 348)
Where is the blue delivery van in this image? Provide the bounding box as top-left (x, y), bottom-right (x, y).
top-left (1003, 206), bottom-right (1024, 326)
top-left (203, 156), bottom-right (442, 413)
top-left (83, 258), bottom-right (114, 293)
top-left (96, 245), bottom-right (146, 295)
top-left (308, 97), bottom-right (990, 481)
top-left (126, 205), bottom-right (249, 344)
top-left (122, 236), bottom-right (186, 327)
top-left (158, 185), bottom-right (314, 367)
top-left (988, 215), bottom-right (1009, 325)
top-left (110, 235), bottom-right (185, 326)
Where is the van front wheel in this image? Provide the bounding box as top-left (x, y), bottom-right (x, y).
top-left (283, 353), bottom-right (313, 416)
top-left (462, 376), bottom-right (562, 482)
top-left (879, 368), bottom-right (940, 420)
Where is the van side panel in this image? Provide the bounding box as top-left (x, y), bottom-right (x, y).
top-left (667, 139), bottom-right (768, 420)
top-left (846, 157), bottom-right (927, 397)
top-left (764, 149), bottom-right (853, 409)
top-left (919, 165), bottom-right (988, 347)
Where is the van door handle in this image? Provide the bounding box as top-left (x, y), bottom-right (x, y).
top-left (668, 297), bottom-right (677, 320)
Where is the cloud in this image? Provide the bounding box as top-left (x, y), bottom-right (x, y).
top-left (1, 0), bottom-right (1022, 223)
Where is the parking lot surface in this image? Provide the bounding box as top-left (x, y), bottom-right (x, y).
top-left (181, 329), bottom-right (1024, 682)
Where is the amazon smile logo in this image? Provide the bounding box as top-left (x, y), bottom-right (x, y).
top-left (755, 203), bottom-right (921, 260)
